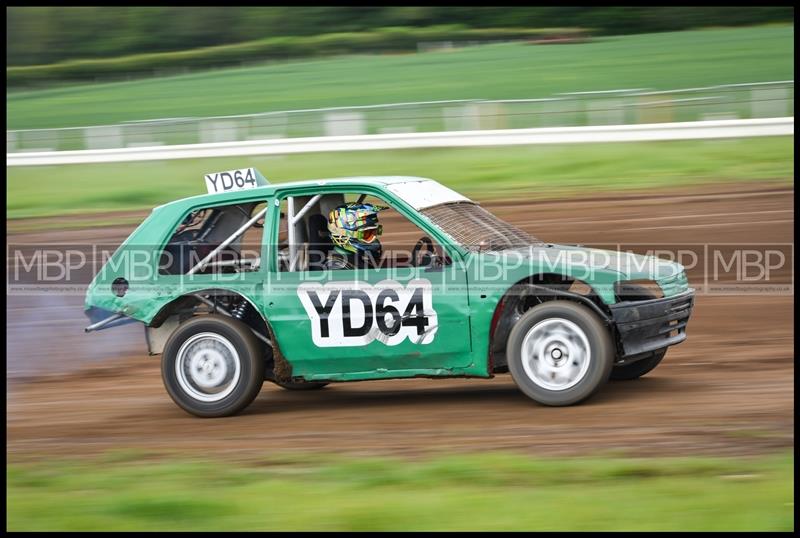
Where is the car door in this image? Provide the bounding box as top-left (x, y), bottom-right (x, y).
top-left (262, 187), bottom-right (472, 380)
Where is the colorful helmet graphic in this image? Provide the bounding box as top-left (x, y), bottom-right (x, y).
top-left (327, 202), bottom-right (388, 258)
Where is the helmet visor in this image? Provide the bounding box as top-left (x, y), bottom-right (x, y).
top-left (356, 225), bottom-right (382, 243)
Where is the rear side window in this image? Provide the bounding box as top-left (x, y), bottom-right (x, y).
top-left (159, 201), bottom-right (267, 275)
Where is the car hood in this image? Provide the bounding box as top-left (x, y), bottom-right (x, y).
top-left (523, 243), bottom-right (684, 280)
top-left (475, 243), bottom-right (689, 303)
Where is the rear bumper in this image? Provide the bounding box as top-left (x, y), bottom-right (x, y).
top-left (609, 289), bottom-right (695, 359)
top-left (84, 306), bottom-right (139, 332)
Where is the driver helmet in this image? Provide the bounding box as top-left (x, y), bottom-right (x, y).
top-left (327, 202), bottom-right (388, 259)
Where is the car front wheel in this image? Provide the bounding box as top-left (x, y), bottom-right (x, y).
top-left (507, 300), bottom-right (614, 406)
top-left (161, 315), bottom-right (264, 417)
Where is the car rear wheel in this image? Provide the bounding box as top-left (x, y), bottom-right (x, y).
top-left (162, 315), bottom-right (264, 417)
top-left (507, 300), bottom-right (613, 406)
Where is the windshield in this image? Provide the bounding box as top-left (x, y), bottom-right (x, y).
top-left (420, 202), bottom-right (543, 252)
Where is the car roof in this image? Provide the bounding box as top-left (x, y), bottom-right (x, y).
top-left (153, 176), bottom-right (435, 212)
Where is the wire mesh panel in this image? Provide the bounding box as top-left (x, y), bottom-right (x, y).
top-left (421, 202), bottom-right (543, 251)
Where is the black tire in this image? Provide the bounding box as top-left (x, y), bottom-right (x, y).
top-left (610, 349), bottom-right (667, 381)
top-left (273, 380), bottom-right (329, 391)
top-left (507, 300), bottom-right (614, 406)
top-left (161, 315), bottom-right (264, 418)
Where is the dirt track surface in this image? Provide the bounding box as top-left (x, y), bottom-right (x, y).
top-left (6, 181), bottom-right (794, 461)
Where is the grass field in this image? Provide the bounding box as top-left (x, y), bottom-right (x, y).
top-left (7, 451), bottom-right (794, 531)
top-left (6, 136), bottom-right (793, 221)
top-left (6, 25), bottom-right (794, 129)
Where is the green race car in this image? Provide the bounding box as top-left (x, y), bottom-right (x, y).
top-left (85, 169), bottom-right (694, 417)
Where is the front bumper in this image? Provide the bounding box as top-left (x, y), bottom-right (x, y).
top-left (609, 289), bottom-right (695, 359)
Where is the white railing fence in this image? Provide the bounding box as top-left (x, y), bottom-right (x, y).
top-left (7, 117), bottom-right (794, 167)
top-left (7, 81), bottom-right (793, 154)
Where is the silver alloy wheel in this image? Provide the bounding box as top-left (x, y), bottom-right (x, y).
top-left (175, 332), bottom-right (241, 403)
top-left (521, 318), bottom-right (591, 391)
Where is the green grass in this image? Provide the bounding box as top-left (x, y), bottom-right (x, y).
top-left (6, 136), bottom-right (794, 220)
top-left (6, 25), bottom-right (794, 130)
top-left (7, 451), bottom-right (794, 531)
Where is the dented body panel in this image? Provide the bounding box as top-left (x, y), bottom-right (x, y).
top-left (85, 175), bottom-right (694, 382)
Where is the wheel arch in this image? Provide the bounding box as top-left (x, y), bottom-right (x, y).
top-left (487, 273), bottom-right (613, 374)
top-left (145, 287), bottom-right (292, 381)
top-left (145, 288), bottom-right (294, 381)
top-left (148, 288), bottom-right (265, 330)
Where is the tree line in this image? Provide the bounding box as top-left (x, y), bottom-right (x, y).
top-left (7, 6), bottom-right (793, 67)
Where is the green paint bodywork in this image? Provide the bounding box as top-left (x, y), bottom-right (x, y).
top-left (85, 176), bottom-right (690, 381)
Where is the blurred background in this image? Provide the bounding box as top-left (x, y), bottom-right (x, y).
top-left (6, 6), bottom-right (794, 531)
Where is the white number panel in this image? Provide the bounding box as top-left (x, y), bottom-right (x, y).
top-left (297, 279), bottom-right (438, 347)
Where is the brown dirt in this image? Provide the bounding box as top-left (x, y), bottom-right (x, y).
top-left (6, 181), bottom-right (794, 462)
